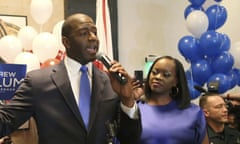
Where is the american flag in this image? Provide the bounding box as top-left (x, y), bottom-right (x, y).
top-left (96, 0), bottom-right (113, 59)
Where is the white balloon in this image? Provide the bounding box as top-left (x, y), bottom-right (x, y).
top-left (52, 20), bottom-right (65, 52)
top-left (18, 26), bottom-right (38, 51)
top-left (203, 0), bottom-right (219, 10)
top-left (32, 32), bottom-right (59, 63)
top-left (0, 35), bottom-right (23, 63)
top-left (14, 52), bottom-right (40, 72)
top-left (30, 0), bottom-right (53, 25)
top-left (186, 10), bottom-right (209, 38)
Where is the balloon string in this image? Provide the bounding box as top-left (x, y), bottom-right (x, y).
top-left (189, 61), bottom-right (194, 83)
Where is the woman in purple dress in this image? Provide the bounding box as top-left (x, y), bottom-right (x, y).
top-left (133, 56), bottom-right (209, 144)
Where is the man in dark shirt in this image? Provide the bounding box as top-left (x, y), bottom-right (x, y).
top-left (199, 93), bottom-right (240, 144)
top-left (207, 124), bottom-right (240, 144)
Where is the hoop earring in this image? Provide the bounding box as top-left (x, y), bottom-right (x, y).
top-left (170, 86), bottom-right (179, 98)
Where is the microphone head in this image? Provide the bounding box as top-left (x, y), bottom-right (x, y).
top-left (96, 52), bottom-right (105, 60)
top-left (96, 53), bottom-right (112, 69)
top-left (96, 53), bottom-right (128, 85)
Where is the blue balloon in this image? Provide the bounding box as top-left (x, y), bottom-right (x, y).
top-left (199, 31), bottom-right (222, 57)
top-left (178, 35), bottom-right (202, 62)
top-left (227, 69), bottom-right (238, 89)
top-left (184, 4), bottom-right (204, 19)
top-left (232, 68), bottom-right (240, 86)
top-left (187, 80), bottom-right (201, 100)
top-left (215, 0), bottom-right (222, 2)
top-left (191, 59), bottom-right (212, 85)
top-left (185, 70), bottom-right (192, 80)
top-left (188, 0), bottom-right (206, 7)
top-left (204, 55), bottom-right (217, 66)
top-left (207, 73), bottom-right (231, 93)
top-left (220, 33), bottom-right (231, 51)
top-left (212, 51), bottom-right (234, 74)
top-left (206, 5), bottom-right (227, 30)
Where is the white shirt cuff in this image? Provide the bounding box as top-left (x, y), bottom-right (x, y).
top-left (120, 102), bottom-right (138, 119)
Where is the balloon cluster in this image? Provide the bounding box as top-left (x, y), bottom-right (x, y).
top-left (178, 0), bottom-right (239, 99)
top-left (0, 0), bottom-right (65, 72)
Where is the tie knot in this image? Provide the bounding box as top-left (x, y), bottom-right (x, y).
top-left (80, 65), bottom-right (88, 73)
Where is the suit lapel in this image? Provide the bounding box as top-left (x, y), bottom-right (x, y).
top-left (88, 65), bottom-right (107, 131)
top-left (51, 62), bottom-right (86, 129)
top-left (50, 63), bottom-right (108, 132)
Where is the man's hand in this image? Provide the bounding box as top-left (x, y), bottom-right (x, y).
top-left (107, 61), bottom-right (135, 107)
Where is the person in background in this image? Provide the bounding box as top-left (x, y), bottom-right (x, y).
top-left (0, 136), bottom-right (12, 144)
top-left (227, 105), bottom-right (240, 132)
top-left (0, 13), bottom-right (141, 144)
top-left (223, 93), bottom-right (240, 106)
top-left (199, 93), bottom-right (240, 144)
top-left (132, 55), bottom-right (209, 144)
top-left (0, 57), bottom-right (12, 144)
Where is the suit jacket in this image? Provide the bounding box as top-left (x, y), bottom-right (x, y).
top-left (0, 62), bottom-right (141, 144)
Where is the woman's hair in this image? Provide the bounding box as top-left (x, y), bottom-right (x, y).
top-left (144, 55), bottom-right (191, 109)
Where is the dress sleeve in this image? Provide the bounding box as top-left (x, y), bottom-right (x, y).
top-left (195, 108), bottom-right (207, 144)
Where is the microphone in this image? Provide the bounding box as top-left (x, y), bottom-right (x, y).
top-left (96, 53), bottom-right (128, 85)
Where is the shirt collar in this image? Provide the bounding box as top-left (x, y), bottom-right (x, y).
top-left (64, 56), bottom-right (92, 76)
top-left (207, 124), bottom-right (238, 139)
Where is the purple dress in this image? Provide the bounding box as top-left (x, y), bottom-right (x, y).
top-left (138, 100), bottom-right (206, 144)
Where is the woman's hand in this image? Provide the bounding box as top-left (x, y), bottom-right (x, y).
top-left (131, 79), bottom-right (144, 100)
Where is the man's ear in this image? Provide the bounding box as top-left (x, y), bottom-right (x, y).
top-left (203, 108), bottom-right (209, 117)
top-left (62, 36), bottom-right (70, 49)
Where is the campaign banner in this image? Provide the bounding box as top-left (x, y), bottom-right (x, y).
top-left (0, 64), bottom-right (27, 100)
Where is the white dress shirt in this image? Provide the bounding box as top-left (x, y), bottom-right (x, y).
top-left (64, 56), bottom-right (138, 119)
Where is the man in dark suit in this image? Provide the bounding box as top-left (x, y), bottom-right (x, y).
top-left (0, 13), bottom-right (141, 144)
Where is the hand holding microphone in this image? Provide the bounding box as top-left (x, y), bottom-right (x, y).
top-left (96, 53), bottom-right (128, 85)
top-left (97, 53), bottom-right (136, 107)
